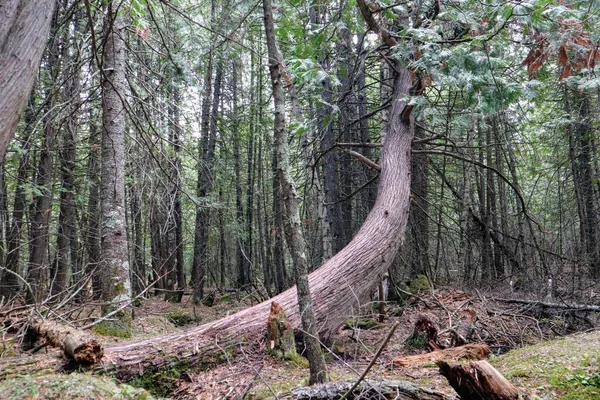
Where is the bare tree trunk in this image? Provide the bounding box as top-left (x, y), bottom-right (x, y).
top-left (0, 0), bottom-right (56, 162)
top-left (99, 9), bottom-right (131, 336)
top-left (52, 11), bottom-right (83, 300)
top-left (263, 0), bottom-right (328, 383)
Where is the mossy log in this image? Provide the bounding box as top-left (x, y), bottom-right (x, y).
top-left (392, 343), bottom-right (490, 367)
top-left (438, 360), bottom-right (524, 400)
top-left (29, 319), bottom-right (104, 363)
top-left (290, 379), bottom-right (448, 399)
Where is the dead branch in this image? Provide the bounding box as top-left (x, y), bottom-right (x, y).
top-left (493, 297), bottom-right (600, 312)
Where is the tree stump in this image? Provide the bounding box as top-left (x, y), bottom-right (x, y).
top-left (405, 314), bottom-right (439, 351)
top-left (438, 360), bottom-right (522, 400)
top-left (267, 302), bottom-right (297, 360)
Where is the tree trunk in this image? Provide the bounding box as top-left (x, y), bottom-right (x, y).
top-left (52, 12), bottom-right (82, 300)
top-left (0, 0), bottom-right (56, 162)
top-left (263, 0), bottom-right (328, 384)
top-left (99, 9), bottom-right (132, 336)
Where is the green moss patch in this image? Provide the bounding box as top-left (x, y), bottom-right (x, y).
top-left (492, 331), bottom-right (600, 399)
top-left (166, 310), bottom-right (201, 327)
top-left (0, 373), bottom-right (152, 400)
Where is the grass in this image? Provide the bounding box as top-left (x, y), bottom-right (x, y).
top-left (492, 330), bottom-right (600, 399)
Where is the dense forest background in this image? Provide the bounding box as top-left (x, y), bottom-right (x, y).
top-left (2, 0), bottom-right (600, 318)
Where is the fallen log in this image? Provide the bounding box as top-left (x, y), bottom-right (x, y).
top-left (29, 319), bottom-right (103, 364)
top-left (392, 343), bottom-right (490, 367)
top-left (290, 379), bottom-right (448, 400)
top-left (492, 297), bottom-right (600, 312)
top-left (438, 360), bottom-right (524, 400)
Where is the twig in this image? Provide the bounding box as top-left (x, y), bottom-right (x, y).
top-left (339, 321), bottom-right (399, 400)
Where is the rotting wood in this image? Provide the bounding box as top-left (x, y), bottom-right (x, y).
top-left (438, 360), bottom-right (524, 400)
top-left (404, 314), bottom-right (439, 351)
top-left (266, 302), bottom-right (296, 360)
top-left (392, 343), bottom-right (490, 367)
top-left (290, 379), bottom-right (448, 400)
top-left (29, 318), bottom-right (103, 363)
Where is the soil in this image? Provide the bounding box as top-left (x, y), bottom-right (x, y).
top-left (1, 287), bottom-right (599, 399)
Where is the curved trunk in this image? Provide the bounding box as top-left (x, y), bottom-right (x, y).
top-left (100, 62), bottom-right (413, 378)
top-left (0, 63), bottom-right (414, 381)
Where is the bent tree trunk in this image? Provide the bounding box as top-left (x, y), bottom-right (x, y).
top-left (0, 60), bottom-right (414, 383)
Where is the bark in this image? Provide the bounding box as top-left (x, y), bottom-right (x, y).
top-left (29, 319), bottom-right (104, 364)
top-left (192, 47), bottom-right (221, 301)
top-left (100, 9), bottom-right (131, 333)
top-left (0, 0), bottom-right (56, 162)
top-left (321, 75), bottom-right (345, 256)
top-left (492, 297), bottom-right (600, 311)
top-left (407, 124), bottom-right (430, 276)
top-left (438, 360), bottom-right (521, 400)
top-left (85, 110), bottom-right (102, 299)
top-left (233, 60), bottom-right (248, 288)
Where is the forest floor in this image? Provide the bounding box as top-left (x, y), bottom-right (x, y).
top-left (1, 285), bottom-right (600, 399)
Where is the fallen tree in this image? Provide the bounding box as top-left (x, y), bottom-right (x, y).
top-left (29, 319), bottom-right (103, 363)
top-left (393, 343), bottom-right (490, 367)
top-left (438, 360), bottom-right (523, 400)
top-left (0, 40), bottom-right (415, 381)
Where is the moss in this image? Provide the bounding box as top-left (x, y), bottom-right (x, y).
top-left (492, 331), bottom-right (600, 399)
top-left (0, 373), bottom-right (152, 400)
top-left (285, 352), bottom-right (309, 369)
top-left (129, 347), bottom-right (237, 397)
top-left (95, 318), bottom-right (132, 339)
top-left (344, 318), bottom-right (381, 330)
top-left (129, 366), bottom-right (185, 398)
top-left (247, 379), bottom-right (303, 399)
top-left (408, 274), bottom-right (430, 292)
top-left (166, 310), bottom-right (201, 327)
top-left (220, 294), bottom-right (233, 303)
